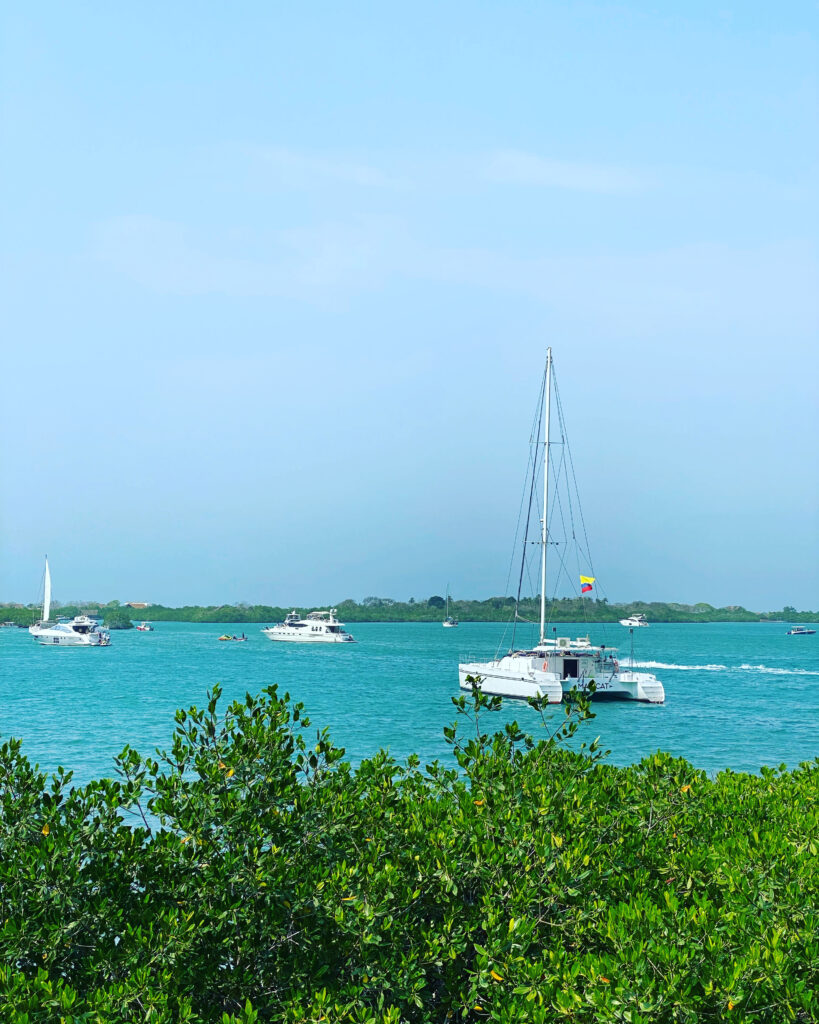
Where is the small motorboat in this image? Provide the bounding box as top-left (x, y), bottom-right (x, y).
top-left (219, 633), bottom-right (248, 642)
top-left (619, 613), bottom-right (649, 627)
top-left (136, 622), bottom-right (154, 632)
top-left (787, 626), bottom-right (816, 636)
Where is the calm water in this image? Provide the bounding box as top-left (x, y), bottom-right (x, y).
top-left (1, 621), bottom-right (817, 783)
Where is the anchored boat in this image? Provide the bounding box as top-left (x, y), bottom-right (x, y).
top-left (619, 613), bottom-right (649, 627)
top-left (29, 557), bottom-right (111, 647)
top-left (262, 609), bottom-right (355, 644)
top-left (443, 586), bottom-right (458, 628)
top-left (458, 349), bottom-right (664, 704)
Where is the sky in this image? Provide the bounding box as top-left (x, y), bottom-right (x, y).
top-left (1, 1), bottom-right (817, 611)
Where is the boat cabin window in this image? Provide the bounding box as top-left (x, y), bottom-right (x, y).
top-left (562, 658), bottom-right (579, 679)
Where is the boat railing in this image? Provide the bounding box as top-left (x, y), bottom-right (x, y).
top-left (459, 652), bottom-right (498, 666)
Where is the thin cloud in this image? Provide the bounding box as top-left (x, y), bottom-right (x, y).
top-left (260, 147), bottom-right (408, 190)
top-left (485, 149), bottom-right (645, 193)
top-left (92, 214), bottom-right (817, 341)
top-left (93, 215), bottom-right (397, 299)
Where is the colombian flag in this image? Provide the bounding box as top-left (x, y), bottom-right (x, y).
top-left (580, 575), bottom-right (595, 594)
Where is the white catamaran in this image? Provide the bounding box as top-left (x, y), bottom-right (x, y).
top-left (29, 557), bottom-right (111, 647)
top-left (459, 349), bottom-right (664, 704)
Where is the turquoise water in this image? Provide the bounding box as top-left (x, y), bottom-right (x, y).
top-left (1, 621), bottom-right (817, 783)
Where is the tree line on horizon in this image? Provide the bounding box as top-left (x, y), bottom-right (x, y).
top-left (1, 595), bottom-right (816, 626)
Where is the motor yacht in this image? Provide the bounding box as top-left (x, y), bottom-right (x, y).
top-left (787, 625), bottom-right (816, 636)
top-left (262, 609), bottom-right (355, 644)
top-left (29, 558), bottom-right (111, 647)
top-left (619, 613), bottom-right (649, 627)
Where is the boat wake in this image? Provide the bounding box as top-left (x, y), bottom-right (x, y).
top-left (627, 660), bottom-right (819, 676)
top-left (739, 663), bottom-right (819, 676)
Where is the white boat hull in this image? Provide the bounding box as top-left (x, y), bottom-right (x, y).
top-left (29, 626), bottom-right (109, 647)
top-left (262, 629), bottom-right (354, 644)
top-left (459, 657), bottom-right (664, 704)
top-left (459, 660), bottom-right (563, 703)
top-left (570, 671), bottom-right (664, 703)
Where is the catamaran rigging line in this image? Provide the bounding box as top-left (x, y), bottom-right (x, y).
top-left (509, 357), bottom-right (600, 650)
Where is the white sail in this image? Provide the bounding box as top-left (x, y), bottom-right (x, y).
top-left (43, 557), bottom-right (51, 623)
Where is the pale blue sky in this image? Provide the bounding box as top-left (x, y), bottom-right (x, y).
top-left (1, 2), bottom-right (817, 609)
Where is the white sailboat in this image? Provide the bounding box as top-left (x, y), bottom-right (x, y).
top-left (443, 586), bottom-right (458, 628)
top-left (459, 349), bottom-right (664, 704)
top-left (29, 557), bottom-right (111, 647)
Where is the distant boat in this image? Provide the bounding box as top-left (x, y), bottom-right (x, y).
top-left (262, 609), bottom-right (355, 644)
top-left (459, 349), bottom-right (663, 704)
top-left (619, 613), bottom-right (649, 628)
top-left (29, 557), bottom-right (111, 647)
top-left (219, 633), bottom-right (248, 642)
top-left (443, 586), bottom-right (458, 628)
top-left (136, 622), bottom-right (154, 632)
top-left (787, 626), bottom-right (816, 636)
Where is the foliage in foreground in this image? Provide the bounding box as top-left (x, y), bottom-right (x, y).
top-left (1, 687), bottom-right (818, 1023)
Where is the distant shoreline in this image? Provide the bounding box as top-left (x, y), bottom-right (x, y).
top-left (3, 597), bottom-right (816, 626)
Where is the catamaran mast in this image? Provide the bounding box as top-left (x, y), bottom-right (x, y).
top-left (539, 349), bottom-right (552, 644)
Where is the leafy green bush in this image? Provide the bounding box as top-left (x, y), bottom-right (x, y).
top-left (102, 607), bottom-right (135, 630)
top-left (0, 686), bottom-right (817, 1022)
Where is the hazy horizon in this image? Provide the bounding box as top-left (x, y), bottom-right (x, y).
top-left (2, 2), bottom-right (817, 610)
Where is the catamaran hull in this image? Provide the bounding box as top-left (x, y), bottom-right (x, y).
top-left (569, 673), bottom-right (664, 703)
top-left (459, 663), bottom-right (664, 704)
top-left (458, 664), bottom-right (563, 703)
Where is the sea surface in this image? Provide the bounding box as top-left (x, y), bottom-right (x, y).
top-left (1, 621), bottom-right (817, 785)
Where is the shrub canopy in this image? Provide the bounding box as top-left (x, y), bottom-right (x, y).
top-left (1, 685), bottom-right (817, 1022)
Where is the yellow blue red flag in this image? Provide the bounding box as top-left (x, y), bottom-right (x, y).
top-left (580, 575), bottom-right (595, 594)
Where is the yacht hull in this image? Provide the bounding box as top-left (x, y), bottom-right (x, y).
top-left (29, 629), bottom-right (109, 647)
top-left (262, 630), bottom-right (354, 644)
